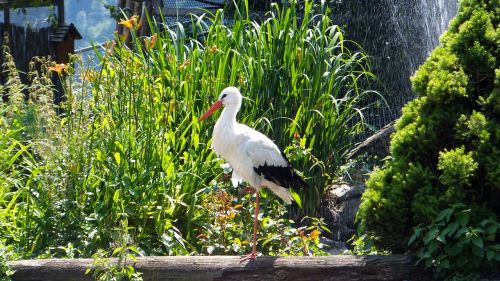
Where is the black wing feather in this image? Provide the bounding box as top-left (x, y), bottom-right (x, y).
top-left (253, 151), bottom-right (307, 189)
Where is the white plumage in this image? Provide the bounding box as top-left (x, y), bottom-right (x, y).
top-left (213, 117), bottom-right (293, 203)
top-left (198, 86), bottom-right (307, 261)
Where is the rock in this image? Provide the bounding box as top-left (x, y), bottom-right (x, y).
top-left (320, 184), bottom-right (366, 243)
top-left (320, 237), bottom-right (349, 255)
top-left (330, 184), bottom-right (365, 201)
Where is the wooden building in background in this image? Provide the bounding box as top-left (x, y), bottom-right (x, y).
top-left (52, 23), bottom-right (82, 64)
top-left (0, 0), bottom-right (81, 71)
top-left (0, 0), bottom-right (81, 103)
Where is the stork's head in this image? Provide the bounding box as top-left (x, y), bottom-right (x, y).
top-left (198, 87), bottom-right (242, 122)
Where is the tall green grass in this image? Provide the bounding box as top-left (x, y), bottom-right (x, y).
top-left (0, 0), bottom-right (379, 258)
top-left (188, 1), bottom-right (378, 206)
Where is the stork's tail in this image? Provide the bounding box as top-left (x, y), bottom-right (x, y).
top-left (267, 184), bottom-right (294, 204)
top-left (292, 170), bottom-right (308, 189)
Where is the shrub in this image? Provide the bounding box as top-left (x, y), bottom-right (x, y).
top-left (0, 242), bottom-right (14, 281)
top-left (356, 0), bottom-right (499, 278)
top-left (196, 165), bottom-right (329, 256)
top-left (409, 204), bottom-right (500, 280)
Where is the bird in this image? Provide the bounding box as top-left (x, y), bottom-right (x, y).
top-left (198, 87), bottom-right (307, 262)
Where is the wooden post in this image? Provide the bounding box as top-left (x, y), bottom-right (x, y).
top-left (3, 7), bottom-right (9, 26)
top-left (8, 255), bottom-right (437, 281)
top-left (55, 0), bottom-right (64, 25)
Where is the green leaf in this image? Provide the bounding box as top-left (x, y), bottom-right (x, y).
top-left (486, 250), bottom-right (495, 261)
top-left (428, 240), bottom-right (439, 254)
top-left (113, 190), bottom-right (120, 203)
top-left (320, 225), bottom-right (332, 233)
top-left (114, 152), bottom-right (121, 165)
top-left (290, 188), bottom-right (302, 209)
top-left (471, 235), bottom-right (483, 249)
top-left (444, 244), bottom-right (462, 256)
top-left (439, 222), bottom-right (459, 242)
top-left (114, 141), bottom-right (124, 152)
top-left (127, 246), bottom-right (141, 256)
top-left (95, 150), bottom-right (103, 162)
top-left (485, 223), bottom-right (498, 235)
top-left (423, 227), bottom-right (439, 244)
top-left (456, 211), bottom-right (470, 227)
top-left (454, 226), bottom-right (468, 238)
top-left (440, 259), bottom-right (450, 269)
top-left (112, 247), bottom-right (123, 256)
top-left (436, 208), bottom-right (453, 222)
top-left (409, 227), bottom-right (421, 246)
top-left (494, 253), bottom-right (500, 262)
top-left (471, 244), bottom-right (484, 258)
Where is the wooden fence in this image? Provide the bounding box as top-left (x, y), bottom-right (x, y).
top-left (8, 255), bottom-right (438, 281)
top-left (0, 23), bottom-right (53, 74)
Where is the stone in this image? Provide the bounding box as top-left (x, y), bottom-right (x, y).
top-left (321, 184), bottom-right (366, 243)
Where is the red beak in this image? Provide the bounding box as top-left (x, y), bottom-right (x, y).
top-left (198, 100), bottom-right (223, 122)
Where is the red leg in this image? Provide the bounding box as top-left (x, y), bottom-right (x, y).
top-left (240, 190), bottom-right (260, 263)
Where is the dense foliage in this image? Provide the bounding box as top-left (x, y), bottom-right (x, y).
top-left (0, 1), bottom-right (375, 262)
top-left (357, 0), bottom-right (499, 279)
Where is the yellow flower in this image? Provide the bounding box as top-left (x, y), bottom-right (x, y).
top-left (83, 70), bottom-right (96, 81)
top-left (49, 63), bottom-right (68, 75)
top-left (308, 229), bottom-right (320, 240)
top-left (145, 33), bottom-right (158, 51)
top-left (119, 15), bottom-right (139, 29)
top-left (119, 18), bottom-right (133, 29)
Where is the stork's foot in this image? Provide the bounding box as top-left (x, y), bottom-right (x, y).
top-left (239, 251), bottom-right (258, 263)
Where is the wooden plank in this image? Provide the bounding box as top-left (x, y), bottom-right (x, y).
top-left (8, 255), bottom-right (436, 281)
top-left (3, 7), bottom-right (9, 25)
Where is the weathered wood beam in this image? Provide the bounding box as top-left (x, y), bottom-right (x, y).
top-left (3, 7), bottom-right (9, 25)
top-left (54, 0), bottom-right (64, 25)
top-left (8, 255), bottom-right (435, 281)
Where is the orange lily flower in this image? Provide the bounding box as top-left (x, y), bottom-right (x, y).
top-left (308, 229), bottom-right (320, 240)
top-left (145, 33), bottom-right (158, 51)
top-left (119, 15), bottom-right (140, 29)
top-left (83, 70), bottom-right (96, 81)
top-left (49, 63), bottom-right (68, 75)
top-left (209, 45), bottom-right (219, 54)
top-left (294, 131), bottom-right (300, 140)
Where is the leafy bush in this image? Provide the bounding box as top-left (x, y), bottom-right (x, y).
top-left (409, 204), bottom-right (500, 280)
top-left (357, 0), bottom-right (499, 278)
top-left (196, 165), bottom-right (329, 256)
top-left (0, 242), bottom-right (14, 281)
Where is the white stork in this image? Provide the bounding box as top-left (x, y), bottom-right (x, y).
top-left (198, 87), bottom-right (307, 262)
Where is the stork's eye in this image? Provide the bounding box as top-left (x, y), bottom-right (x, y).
top-left (221, 94), bottom-right (227, 99)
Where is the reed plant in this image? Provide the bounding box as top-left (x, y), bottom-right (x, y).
top-left (0, 0), bottom-right (378, 259)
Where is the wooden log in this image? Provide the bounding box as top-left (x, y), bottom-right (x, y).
top-left (8, 255), bottom-right (436, 281)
